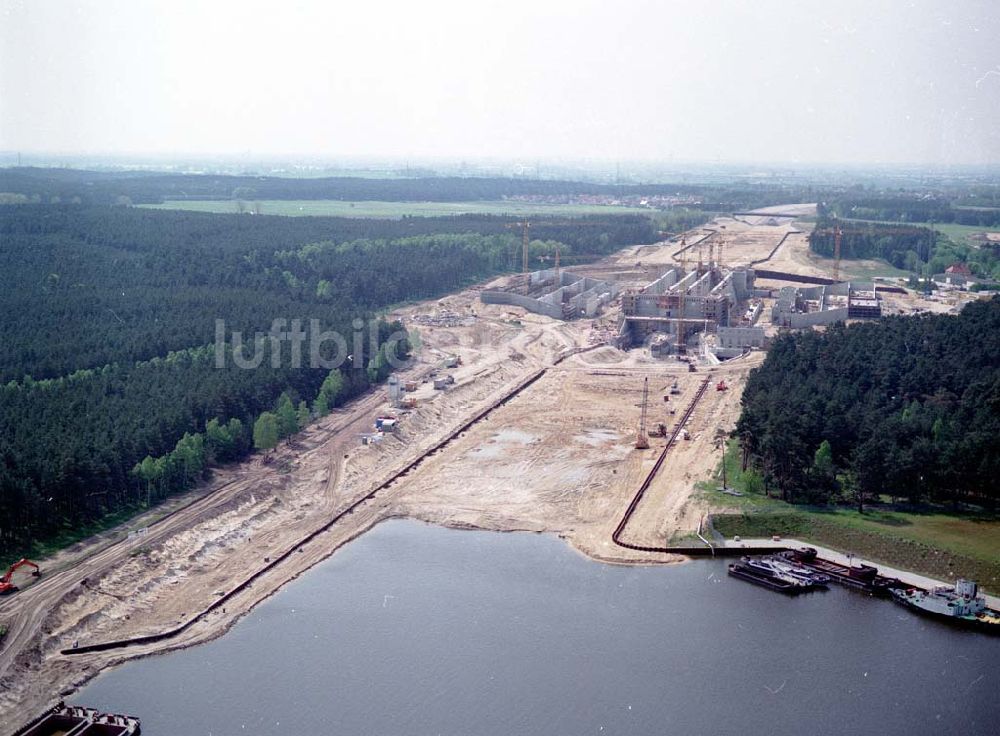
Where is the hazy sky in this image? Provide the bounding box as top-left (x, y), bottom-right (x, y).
top-left (2, 0), bottom-right (998, 165)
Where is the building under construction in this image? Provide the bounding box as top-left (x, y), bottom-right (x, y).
top-left (771, 282), bottom-right (883, 328)
top-left (480, 268), bottom-right (618, 320)
top-left (620, 262), bottom-right (758, 353)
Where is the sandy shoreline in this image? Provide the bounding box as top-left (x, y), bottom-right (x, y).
top-left (9, 208), bottom-right (976, 731)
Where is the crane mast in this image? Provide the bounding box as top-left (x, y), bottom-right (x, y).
top-left (635, 377), bottom-right (650, 449)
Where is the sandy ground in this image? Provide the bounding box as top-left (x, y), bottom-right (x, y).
top-left (0, 206), bottom-right (978, 730)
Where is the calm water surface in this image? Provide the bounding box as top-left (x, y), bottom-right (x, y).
top-left (78, 520), bottom-right (999, 735)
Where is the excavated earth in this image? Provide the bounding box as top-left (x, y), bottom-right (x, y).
top-left (0, 210), bottom-right (971, 730)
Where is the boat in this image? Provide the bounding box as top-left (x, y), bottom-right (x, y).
top-left (728, 561), bottom-right (809, 594)
top-left (739, 556), bottom-right (816, 590)
top-left (783, 547), bottom-right (899, 593)
top-left (763, 555), bottom-right (831, 587)
top-left (891, 579), bottom-right (1000, 634)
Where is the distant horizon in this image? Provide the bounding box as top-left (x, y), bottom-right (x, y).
top-left (3, 1), bottom-right (998, 168)
top-left (4, 153), bottom-right (1000, 178)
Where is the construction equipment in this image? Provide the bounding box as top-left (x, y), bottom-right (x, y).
top-left (649, 422), bottom-right (667, 438)
top-left (504, 221), bottom-right (531, 277)
top-left (716, 380), bottom-right (728, 391)
top-left (833, 224), bottom-right (843, 282)
top-left (0, 558), bottom-right (41, 595)
top-left (635, 377), bottom-right (650, 449)
top-left (817, 223), bottom-right (931, 283)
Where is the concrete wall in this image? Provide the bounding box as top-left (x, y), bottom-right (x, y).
top-left (482, 270), bottom-right (617, 321)
top-left (717, 326), bottom-right (766, 349)
top-left (479, 290), bottom-right (564, 320)
top-left (775, 306), bottom-right (849, 328)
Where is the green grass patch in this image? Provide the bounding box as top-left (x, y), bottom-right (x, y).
top-left (700, 441), bottom-right (1000, 592)
top-left (840, 217), bottom-right (1000, 249)
top-left (139, 199), bottom-right (653, 219)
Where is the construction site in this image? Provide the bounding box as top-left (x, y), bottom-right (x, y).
top-left (0, 203), bottom-right (983, 732)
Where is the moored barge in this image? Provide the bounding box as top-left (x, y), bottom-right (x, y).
top-left (727, 561), bottom-right (809, 593)
top-left (14, 702), bottom-right (140, 736)
top-left (783, 547), bottom-right (901, 594)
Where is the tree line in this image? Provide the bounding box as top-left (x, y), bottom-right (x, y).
top-left (809, 215), bottom-right (937, 271)
top-left (0, 167), bottom-right (834, 209)
top-left (824, 196), bottom-right (1000, 227)
top-left (0, 206), bottom-right (655, 381)
top-left (736, 298), bottom-right (1000, 510)
top-left (0, 203), bottom-right (649, 556)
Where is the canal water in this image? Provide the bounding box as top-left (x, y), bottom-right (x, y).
top-left (78, 520), bottom-right (999, 735)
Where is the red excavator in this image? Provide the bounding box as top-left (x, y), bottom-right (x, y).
top-left (0, 559), bottom-right (41, 595)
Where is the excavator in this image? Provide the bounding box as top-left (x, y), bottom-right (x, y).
top-left (0, 558), bottom-right (41, 595)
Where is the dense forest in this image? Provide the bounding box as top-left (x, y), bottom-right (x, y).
top-left (736, 298), bottom-right (1000, 509)
top-left (0, 167), bottom-right (830, 210)
top-left (0, 206), bottom-right (654, 381)
top-left (826, 195), bottom-right (1000, 227)
top-left (810, 203), bottom-right (1000, 280)
top-left (0, 203), bottom-right (654, 555)
top-left (809, 216), bottom-right (937, 271)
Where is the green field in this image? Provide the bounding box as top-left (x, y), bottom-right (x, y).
top-left (930, 222), bottom-right (1000, 247)
top-left (140, 199), bottom-right (653, 219)
top-left (699, 442), bottom-right (1000, 591)
top-left (842, 217), bottom-right (1000, 248)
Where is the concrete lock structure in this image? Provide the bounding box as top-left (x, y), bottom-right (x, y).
top-left (480, 269), bottom-right (618, 320)
top-left (619, 264), bottom-right (758, 354)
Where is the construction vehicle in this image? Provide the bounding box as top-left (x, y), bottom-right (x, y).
top-left (669, 381), bottom-right (681, 395)
top-left (716, 380), bottom-right (728, 391)
top-left (649, 422), bottom-right (667, 438)
top-left (0, 558), bottom-right (41, 595)
top-left (635, 377), bottom-right (650, 449)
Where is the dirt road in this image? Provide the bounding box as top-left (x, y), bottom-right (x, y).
top-left (0, 213), bottom-right (839, 730)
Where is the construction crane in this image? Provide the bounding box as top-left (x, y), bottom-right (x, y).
top-left (817, 222), bottom-right (931, 283)
top-left (504, 221), bottom-right (532, 277)
top-left (833, 224), bottom-right (843, 282)
top-left (0, 558), bottom-right (41, 595)
top-left (676, 236), bottom-right (688, 271)
top-left (635, 377), bottom-right (650, 449)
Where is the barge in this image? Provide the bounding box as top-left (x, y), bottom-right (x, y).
top-left (14, 702), bottom-right (140, 736)
top-left (727, 561), bottom-right (808, 593)
top-left (783, 547), bottom-right (901, 594)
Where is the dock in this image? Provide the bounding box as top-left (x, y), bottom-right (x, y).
top-left (719, 538), bottom-right (1000, 608)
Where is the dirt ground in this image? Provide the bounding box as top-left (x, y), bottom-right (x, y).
top-left (0, 205), bottom-right (978, 730)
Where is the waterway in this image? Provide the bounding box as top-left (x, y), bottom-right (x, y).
top-left (78, 520), bottom-right (999, 735)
